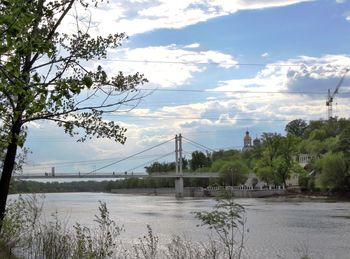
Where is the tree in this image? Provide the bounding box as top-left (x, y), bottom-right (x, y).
top-left (218, 160), bottom-right (249, 186)
top-left (303, 120), bottom-right (325, 139)
top-left (285, 119), bottom-right (307, 137)
top-left (255, 166), bottom-right (274, 186)
top-left (254, 133), bottom-right (298, 187)
top-left (335, 126), bottom-right (350, 155)
top-left (0, 0), bottom-right (148, 226)
top-left (194, 196), bottom-right (246, 259)
top-left (189, 151), bottom-right (211, 171)
top-left (145, 162), bottom-right (176, 174)
top-left (274, 134), bottom-right (298, 187)
top-left (317, 152), bottom-right (349, 191)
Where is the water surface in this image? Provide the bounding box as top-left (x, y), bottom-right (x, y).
top-left (9, 193), bottom-right (350, 259)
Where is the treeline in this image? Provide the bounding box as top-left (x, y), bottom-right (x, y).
top-left (11, 118), bottom-right (350, 194)
top-left (10, 177), bottom-right (216, 194)
top-left (285, 118), bottom-right (350, 191)
top-left (145, 117), bottom-right (350, 192)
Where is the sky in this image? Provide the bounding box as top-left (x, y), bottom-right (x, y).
top-left (23, 0), bottom-right (350, 175)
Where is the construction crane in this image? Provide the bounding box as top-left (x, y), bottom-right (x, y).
top-left (326, 68), bottom-right (349, 119)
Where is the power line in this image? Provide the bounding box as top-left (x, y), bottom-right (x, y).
top-left (84, 137), bottom-right (175, 175)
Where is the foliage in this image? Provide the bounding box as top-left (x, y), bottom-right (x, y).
top-left (294, 118), bottom-right (350, 191)
top-left (0, 195), bottom-right (249, 259)
top-left (335, 126), bottom-right (350, 155)
top-left (254, 133), bottom-right (299, 187)
top-left (10, 178), bottom-right (177, 194)
top-left (293, 165), bottom-right (309, 190)
top-left (73, 201), bottom-right (124, 259)
top-left (190, 151), bottom-right (212, 171)
top-left (212, 150), bottom-right (241, 162)
top-left (145, 158), bottom-right (189, 174)
top-left (0, 0), bottom-right (148, 224)
top-left (216, 160), bottom-right (249, 186)
top-left (317, 152), bottom-right (349, 191)
top-left (194, 196), bottom-right (246, 259)
top-left (133, 225), bottom-right (158, 259)
top-left (0, 196), bottom-right (124, 259)
top-left (285, 119), bottom-right (307, 137)
top-left (145, 162), bottom-right (176, 174)
top-left (255, 166), bottom-right (274, 186)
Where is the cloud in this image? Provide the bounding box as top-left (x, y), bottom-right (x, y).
top-left (95, 54), bottom-right (350, 151)
top-left (184, 43), bottom-right (200, 49)
top-left (345, 11), bottom-right (350, 21)
top-left (104, 44), bottom-right (237, 88)
top-left (24, 53), bottom-right (350, 173)
top-left (208, 54), bottom-right (350, 120)
top-left (261, 52), bottom-right (269, 58)
top-left (66, 0), bottom-right (312, 36)
top-left (212, 54), bottom-right (350, 93)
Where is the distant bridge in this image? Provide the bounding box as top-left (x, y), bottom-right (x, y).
top-left (16, 172), bottom-right (220, 179)
top-left (20, 134), bottom-right (220, 197)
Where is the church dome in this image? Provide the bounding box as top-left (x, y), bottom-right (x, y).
top-left (244, 131), bottom-right (251, 141)
top-left (253, 137), bottom-right (261, 146)
top-left (242, 131), bottom-right (252, 151)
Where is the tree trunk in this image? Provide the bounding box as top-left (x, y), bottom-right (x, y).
top-left (0, 121), bottom-right (21, 230)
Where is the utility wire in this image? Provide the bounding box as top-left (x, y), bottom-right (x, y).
top-left (84, 137), bottom-right (175, 175)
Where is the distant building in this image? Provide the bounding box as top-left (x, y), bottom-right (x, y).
top-left (242, 131), bottom-right (253, 152)
top-left (298, 154), bottom-right (314, 168)
top-left (253, 136), bottom-right (261, 147)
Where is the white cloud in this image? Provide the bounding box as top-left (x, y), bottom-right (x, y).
top-left (66, 0), bottom-right (312, 36)
top-left (24, 53), bottom-right (350, 172)
top-left (104, 44), bottom-right (237, 88)
top-left (94, 54), bottom-right (350, 149)
top-left (207, 54), bottom-right (350, 120)
top-left (184, 43), bottom-right (200, 49)
top-left (212, 54), bottom-right (350, 93)
top-left (261, 52), bottom-right (269, 58)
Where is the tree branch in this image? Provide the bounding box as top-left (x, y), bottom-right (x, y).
top-left (22, 92), bottom-right (144, 123)
top-left (29, 0), bottom-right (75, 68)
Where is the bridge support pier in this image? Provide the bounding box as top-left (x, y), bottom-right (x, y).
top-left (175, 134), bottom-right (184, 198)
top-left (175, 177), bottom-right (183, 198)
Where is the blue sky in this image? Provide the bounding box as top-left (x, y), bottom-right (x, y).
top-left (24, 0), bottom-right (350, 175)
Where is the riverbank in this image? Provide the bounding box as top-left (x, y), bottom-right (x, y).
top-left (110, 186), bottom-right (287, 198)
top-left (286, 191), bottom-right (350, 201)
top-left (11, 179), bottom-right (350, 199)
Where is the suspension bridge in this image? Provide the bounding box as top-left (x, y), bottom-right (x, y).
top-left (17, 134), bottom-right (221, 197)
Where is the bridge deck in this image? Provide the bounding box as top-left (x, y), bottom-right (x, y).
top-left (15, 172), bottom-right (220, 179)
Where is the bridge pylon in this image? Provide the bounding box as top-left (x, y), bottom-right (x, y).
top-left (175, 134), bottom-right (184, 198)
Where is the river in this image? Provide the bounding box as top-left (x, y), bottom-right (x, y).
top-left (8, 192), bottom-right (350, 259)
